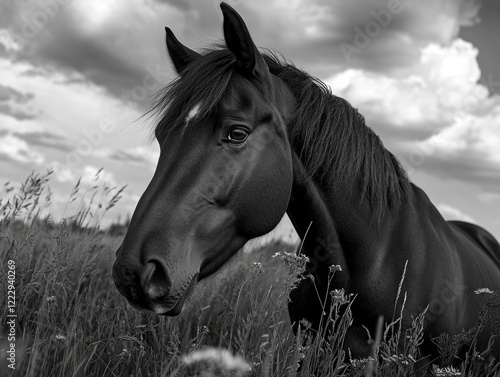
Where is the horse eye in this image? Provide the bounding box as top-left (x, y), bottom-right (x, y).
top-left (227, 128), bottom-right (249, 143)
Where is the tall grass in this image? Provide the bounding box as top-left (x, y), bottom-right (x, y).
top-left (0, 172), bottom-right (499, 376)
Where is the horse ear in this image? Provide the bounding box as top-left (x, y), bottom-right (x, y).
top-left (165, 27), bottom-right (201, 74)
top-left (220, 3), bottom-right (269, 79)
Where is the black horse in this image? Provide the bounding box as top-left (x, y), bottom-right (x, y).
top-left (113, 2), bottom-right (500, 363)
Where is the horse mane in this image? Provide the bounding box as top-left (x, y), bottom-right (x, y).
top-left (150, 47), bottom-right (410, 217)
top-left (149, 48), bottom-right (236, 142)
top-left (263, 53), bottom-right (411, 216)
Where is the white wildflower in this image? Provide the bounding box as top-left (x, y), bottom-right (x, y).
top-left (182, 347), bottom-right (252, 373)
top-left (475, 288), bottom-right (494, 295)
top-left (329, 264), bottom-right (342, 274)
top-left (432, 365), bottom-right (461, 376)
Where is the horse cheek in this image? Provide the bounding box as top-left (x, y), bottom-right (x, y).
top-left (236, 146), bottom-right (292, 238)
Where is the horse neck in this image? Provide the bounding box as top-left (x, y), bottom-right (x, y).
top-left (286, 151), bottom-right (349, 286)
top-left (286, 149), bottom-right (401, 288)
top-left (279, 71), bottom-right (411, 285)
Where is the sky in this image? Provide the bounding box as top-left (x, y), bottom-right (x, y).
top-left (0, 0), bottom-right (499, 242)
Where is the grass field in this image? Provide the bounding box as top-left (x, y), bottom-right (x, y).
top-left (1, 171), bottom-right (499, 377)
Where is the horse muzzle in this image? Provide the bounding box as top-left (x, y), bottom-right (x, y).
top-left (112, 252), bottom-right (199, 316)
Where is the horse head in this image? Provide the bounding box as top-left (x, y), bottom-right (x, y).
top-left (113, 3), bottom-right (295, 315)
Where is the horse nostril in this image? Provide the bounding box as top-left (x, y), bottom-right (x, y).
top-left (145, 260), bottom-right (171, 299)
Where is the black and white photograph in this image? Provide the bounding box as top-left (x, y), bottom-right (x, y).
top-left (1, 0), bottom-right (500, 376)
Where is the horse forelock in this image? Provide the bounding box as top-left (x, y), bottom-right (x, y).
top-left (149, 48), bottom-right (236, 141)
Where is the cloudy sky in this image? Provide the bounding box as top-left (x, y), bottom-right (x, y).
top-left (0, 0), bottom-right (499, 241)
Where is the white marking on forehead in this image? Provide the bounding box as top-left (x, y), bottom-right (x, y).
top-left (185, 103), bottom-right (201, 125)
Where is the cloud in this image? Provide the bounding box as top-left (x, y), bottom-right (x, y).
top-left (0, 0), bottom-right (484, 100)
top-left (243, 0), bottom-right (483, 76)
top-left (12, 130), bottom-right (72, 152)
top-left (1, 0), bottom-right (185, 99)
top-left (325, 38), bottom-right (500, 189)
top-left (0, 133), bottom-right (45, 164)
top-left (0, 84), bottom-right (37, 120)
top-left (80, 166), bottom-right (118, 187)
top-left (52, 162), bottom-right (76, 183)
top-left (0, 84), bottom-right (33, 102)
top-left (0, 104), bottom-right (37, 120)
top-left (108, 146), bottom-right (159, 165)
top-left (51, 163), bottom-right (121, 186)
top-left (458, 0), bottom-right (482, 26)
top-left (478, 192), bottom-right (500, 203)
top-left (327, 39), bottom-right (482, 137)
top-left (437, 203), bottom-right (475, 222)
